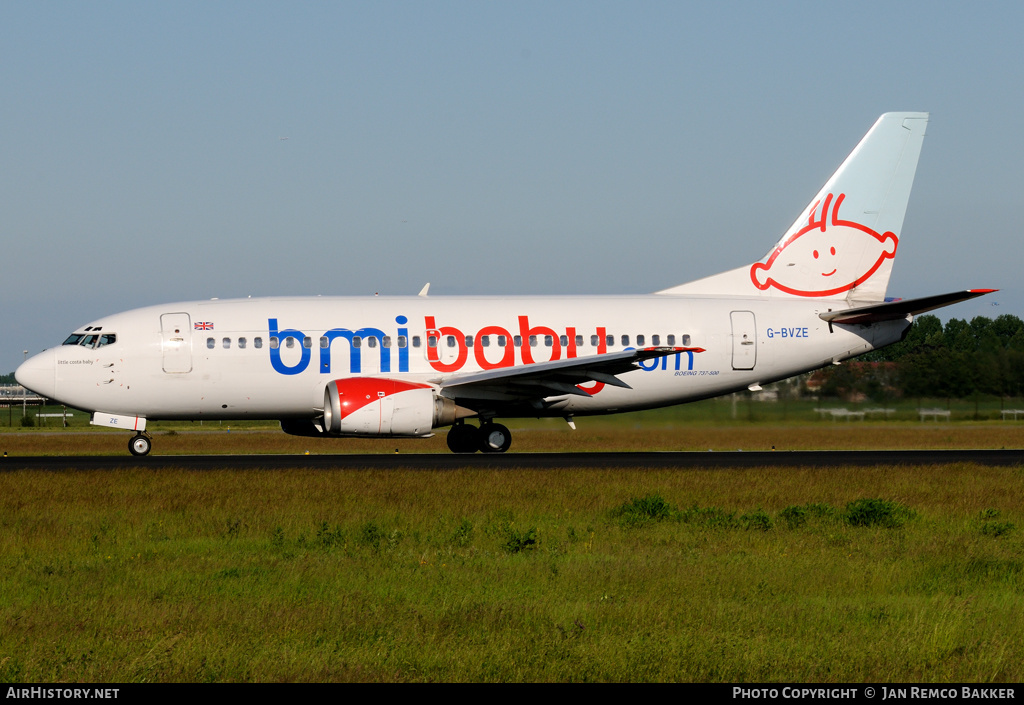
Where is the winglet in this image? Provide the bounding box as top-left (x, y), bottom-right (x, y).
top-left (418, 283), bottom-right (430, 297)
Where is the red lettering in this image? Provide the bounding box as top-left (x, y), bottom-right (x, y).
top-left (565, 327), bottom-right (578, 358)
top-left (518, 315), bottom-right (561, 365)
top-left (474, 325), bottom-right (515, 370)
top-left (422, 316), bottom-right (607, 398)
top-left (576, 326), bottom-right (606, 395)
top-left (424, 316), bottom-right (468, 373)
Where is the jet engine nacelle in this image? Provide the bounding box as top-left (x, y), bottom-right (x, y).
top-left (322, 378), bottom-right (468, 437)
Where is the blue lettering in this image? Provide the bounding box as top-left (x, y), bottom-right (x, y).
top-left (645, 350), bottom-right (695, 372)
top-left (320, 329), bottom-right (358, 374)
top-left (318, 327), bottom-right (390, 374)
top-left (766, 327), bottom-right (809, 340)
top-left (269, 318), bottom-right (311, 375)
top-left (359, 327), bottom-right (390, 372)
top-left (396, 316), bottom-right (409, 373)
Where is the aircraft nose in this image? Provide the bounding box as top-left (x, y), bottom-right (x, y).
top-left (15, 349), bottom-right (57, 400)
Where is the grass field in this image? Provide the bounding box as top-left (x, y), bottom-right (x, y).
top-left (1, 414), bottom-right (1023, 682)
top-left (0, 463), bottom-right (1021, 682)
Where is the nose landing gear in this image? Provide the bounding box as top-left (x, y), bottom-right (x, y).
top-left (129, 432), bottom-right (152, 457)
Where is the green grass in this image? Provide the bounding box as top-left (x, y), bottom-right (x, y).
top-left (1, 463), bottom-right (1022, 682)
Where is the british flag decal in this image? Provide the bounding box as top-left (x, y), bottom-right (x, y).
top-left (194, 321), bottom-right (214, 330)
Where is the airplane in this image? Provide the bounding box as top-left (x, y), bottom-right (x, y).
top-left (16, 112), bottom-right (994, 456)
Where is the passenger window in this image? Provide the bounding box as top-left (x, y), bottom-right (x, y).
top-left (428, 336), bottom-right (437, 348)
top-left (207, 338), bottom-right (216, 349)
top-left (682, 334), bottom-right (691, 346)
top-left (446, 335), bottom-right (456, 348)
top-left (223, 337), bottom-right (231, 349)
top-left (353, 336), bottom-right (362, 348)
top-left (398, 335), bottom-right (407, 348)
top-left (575, 335), bottom-right (583, 347)
top-left (255, 337), bottom-right (263, 349)
top-left (545, 335), bottom-right (554, 347)
top-left (529, 335), bottom-right (537, 347)
top-left (667, 334), bottom-right (676, 346)
top-left (559, 335), bottom-right (568, 347)
top-left (481, 335), bottom-right (490, 347)
top-left (621, 335), bottom-right (629, 346)
top-left (651, 335), bottom-right (660, 346)
top-left (514, 336), bottom-right (522, 347)
top-left (636, 335), bottom-right (645, 346)
top-left (367, 337), bottom-right (377, 348)
top-left (286, 337), bottom-right (295, 349)
top-left (411, 336), bottom-right (420, 348)
top-left (320, 336), bottom-right (329, 348)
top-left (606, 335), bottom-right (614, 347)
top-left (383, 336), bottom-right (391, 348)
top-left (497, 335), bottom-right (506, 347)
top-left (465, 335), bottom-right (473, 348)
top-left (238, 337), bottom-right (247, 349)
top-left (591, 335), bottom-right (599, 347)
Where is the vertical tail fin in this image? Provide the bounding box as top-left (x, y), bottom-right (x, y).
top-left (658, 112), bottom-right (928, 301)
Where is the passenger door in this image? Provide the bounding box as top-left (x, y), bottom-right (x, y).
top-left (161, 313), bottom-right (193, 374)
top-left (730, 311), bottom-right (757, 370)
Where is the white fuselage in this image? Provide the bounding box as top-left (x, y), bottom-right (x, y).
top-left (24, 294), bottom-right (909, 422)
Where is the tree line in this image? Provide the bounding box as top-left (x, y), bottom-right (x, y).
top-left (817, 314), bottom-right (1024, 401)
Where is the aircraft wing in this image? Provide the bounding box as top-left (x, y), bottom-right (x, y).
top-left (437, 347), bottom-right (704, 402)
top-left (819, 289), bottom-right (997, 325)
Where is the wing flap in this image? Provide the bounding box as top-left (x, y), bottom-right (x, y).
top-left (439, 347), bottom-right (704, 401)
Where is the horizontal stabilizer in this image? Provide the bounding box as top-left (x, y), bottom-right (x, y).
top-left (819, 290), bottom-right (997, 325)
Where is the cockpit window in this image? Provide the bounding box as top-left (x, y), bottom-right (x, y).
top-left (63, 332), bottom-right (118, 348)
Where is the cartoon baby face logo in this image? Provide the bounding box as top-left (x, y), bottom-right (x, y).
top-left (750, 193), bottom-right (898, 297)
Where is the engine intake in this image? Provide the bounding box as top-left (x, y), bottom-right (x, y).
top-left (322, 378), bottom-right (470, 436)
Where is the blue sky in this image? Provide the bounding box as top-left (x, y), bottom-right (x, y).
top-left (3, 1), bottom-right (1022, 373)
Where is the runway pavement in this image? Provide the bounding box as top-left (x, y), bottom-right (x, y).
top-left (2, 449), bottom-right (1023, 471)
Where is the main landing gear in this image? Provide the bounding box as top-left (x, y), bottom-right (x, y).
top-left (446, 421), bottom-right (512, 454)
top-left (129, 432), bottom-right (152, 457)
